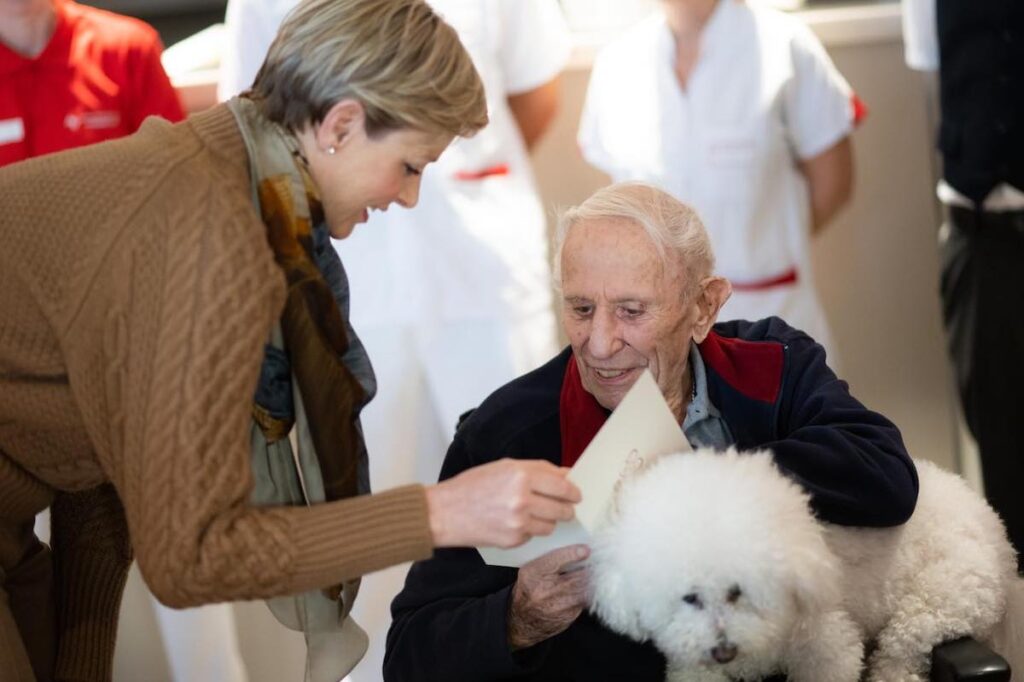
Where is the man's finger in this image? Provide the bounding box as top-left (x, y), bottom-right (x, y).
top-left (556, 546), bottom-right (590, 575)
top-left (529, 543), bottom-right (589, 573)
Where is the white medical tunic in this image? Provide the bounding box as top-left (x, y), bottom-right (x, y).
top-left (579, 0), bottom-right (853, 349)
top-left (336, 0), bottom-right (569, 429)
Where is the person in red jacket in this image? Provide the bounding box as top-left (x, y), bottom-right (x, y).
top-left (0, 0), bottom-right (184, 167)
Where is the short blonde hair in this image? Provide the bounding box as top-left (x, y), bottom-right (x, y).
top-left (554, 182), bottom-right (716, 300)
top-left (250, 0), bottom-right (488, 138)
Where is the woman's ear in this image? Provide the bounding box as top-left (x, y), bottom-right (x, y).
top-left (691, 276), bottom-right (732, 343)
top-left (314, 99), bottom-right (366, 153)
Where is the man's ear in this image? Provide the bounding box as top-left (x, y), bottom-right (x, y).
top-left (313, 99), bottom-right (366, 152)
top-left (690, 276), bottom-right (732, 343)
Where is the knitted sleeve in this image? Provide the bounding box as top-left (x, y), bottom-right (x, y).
top-left (64, 156), bottom-right (433, 609)
top-left (50, 484), bottom-right (133, 682)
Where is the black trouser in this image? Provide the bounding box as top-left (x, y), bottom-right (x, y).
top-left (940, 205), bottom-right (1024, 572)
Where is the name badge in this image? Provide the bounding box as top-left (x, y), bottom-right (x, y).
top-left (64, 111), bottom-right (121, 132)
top-left (0, 118), bottom-right (25, 145)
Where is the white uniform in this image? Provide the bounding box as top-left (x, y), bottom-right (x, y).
top-left (219, 1), bottom-right (568, 680)
top-left (579, 0), bottom-right (854, 351)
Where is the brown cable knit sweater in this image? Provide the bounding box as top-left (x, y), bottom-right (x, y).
top-left (0, 104), bottom-right (433, 681)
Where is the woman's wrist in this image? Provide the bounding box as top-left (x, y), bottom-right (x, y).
top-left (424, 482), bottom-right (450, 547)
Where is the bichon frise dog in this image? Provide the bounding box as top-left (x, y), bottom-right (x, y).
top-left (589, 448), bottom-right (1024, 682)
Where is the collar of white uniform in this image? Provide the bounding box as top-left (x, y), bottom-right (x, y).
top-left (656, 0), bottom-right (733, 69)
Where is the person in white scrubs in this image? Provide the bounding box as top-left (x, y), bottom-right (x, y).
top-left (219, 1), bottom-right (569, 679)
top-left (578, 0), bottom-right (857, 355)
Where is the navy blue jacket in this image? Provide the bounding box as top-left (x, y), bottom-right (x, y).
top-left (384, 318), bottom-right (918, 681)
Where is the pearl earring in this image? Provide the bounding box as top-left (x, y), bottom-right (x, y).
top-left (326, 145), bottom-right (336, 155)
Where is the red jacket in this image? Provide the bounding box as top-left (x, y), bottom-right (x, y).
top-left (0, 0), bottom-right (184, 167)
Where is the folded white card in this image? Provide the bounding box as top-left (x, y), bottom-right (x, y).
top-left (568, 370), bottom-right (692, 532)
top-left (478, 369), bottom-right (691, 567)
top-left (477, 518), bottom-right (590, 568)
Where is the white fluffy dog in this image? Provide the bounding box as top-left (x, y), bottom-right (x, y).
top-left (589, 448), bottom-right (1024, 682)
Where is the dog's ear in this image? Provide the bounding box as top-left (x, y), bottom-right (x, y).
top-left (786, 536), bottom-right (841, 618)
top-left (745, 449), bottom-right (842, 618)
top-left (589, 548), bottom-right (647, 641)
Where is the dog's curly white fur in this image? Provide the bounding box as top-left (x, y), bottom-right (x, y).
top-left (589, 448), bottom-right (1024, 682)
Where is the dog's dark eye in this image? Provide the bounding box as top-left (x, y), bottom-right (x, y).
top-left (682, 593), bottom-right (703, 609)
top-left (726, 585), bottom-right (742, 604)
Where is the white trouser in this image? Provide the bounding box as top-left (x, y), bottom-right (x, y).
top-left (343, 325), bottom-right (449, 682)
top-left (151, 601), bottom-right (248, 682)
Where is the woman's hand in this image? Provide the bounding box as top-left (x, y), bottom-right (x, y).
top-left (424, 458), bottom-right (581, 548)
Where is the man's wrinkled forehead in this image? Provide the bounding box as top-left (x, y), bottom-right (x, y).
top-left (562, 218), bottom-right (688, 291)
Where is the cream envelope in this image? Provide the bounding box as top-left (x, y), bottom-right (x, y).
top-left (478, 369), bottom-right (690, 567)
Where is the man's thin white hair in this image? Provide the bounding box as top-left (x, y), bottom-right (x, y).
top-left (553, 182), bottom-right (716, 300)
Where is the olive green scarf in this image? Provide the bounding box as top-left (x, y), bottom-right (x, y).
top-left (232, 95), bottom-right (368, 505)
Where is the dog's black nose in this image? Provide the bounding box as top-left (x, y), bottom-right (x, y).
top-left (710, 642), bottom-right (738, 664)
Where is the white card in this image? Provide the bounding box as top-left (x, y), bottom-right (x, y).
top-left (478, 369), bottom-right (690, 567)
top-left (568, 370), bottom-right (691, 532)
top-left (477, 519), bottom-right (590, 568)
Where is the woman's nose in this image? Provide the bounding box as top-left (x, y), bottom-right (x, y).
top-left (397, 176), bottom-right (421, 208)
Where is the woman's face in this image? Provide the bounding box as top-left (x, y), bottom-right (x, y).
top-left (302, 101), bottom-right (452, 239)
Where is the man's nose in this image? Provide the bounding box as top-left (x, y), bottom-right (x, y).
top-left (587, 310), bottom-right (623, 358)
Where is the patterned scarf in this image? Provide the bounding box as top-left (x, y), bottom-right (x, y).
top-left (230, 96), bottom-right (368, 504)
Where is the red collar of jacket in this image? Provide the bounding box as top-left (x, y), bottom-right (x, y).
top-left (558, 331), bottom-right (783, 466)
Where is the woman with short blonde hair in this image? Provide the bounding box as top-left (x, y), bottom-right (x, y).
top-left (0, 0), bottom-right (579, 678)
top-left (252, 0), bottom-right (486, 136)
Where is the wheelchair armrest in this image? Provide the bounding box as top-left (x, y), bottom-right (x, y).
top-left (931, 636), bottom-right (1011, 682)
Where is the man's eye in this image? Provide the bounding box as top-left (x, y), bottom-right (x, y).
top-left (621, 307), bottom-right (644, 318)
top-left (404, 163), bottom-right (422, 176)
top-left (573, 306), bottom-right (593, 316)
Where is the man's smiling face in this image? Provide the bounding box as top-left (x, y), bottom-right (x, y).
top-left (560, 217), bottom-right (698, 419)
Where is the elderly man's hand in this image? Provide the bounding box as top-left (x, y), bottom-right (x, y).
top-left (425, 458), bottom-right (581, 548)
top-left (507, 545), bottom-right (591, 650)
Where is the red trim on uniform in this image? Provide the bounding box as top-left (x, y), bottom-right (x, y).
top-left (453, 164), bottom-right (509, 181)
top-left (851, 93), bottom-right (869, 127)
top-left (559, 355), bottom-right (609, 468)
top-left (729, 267), bottom-right (798, 292)
top-left (698, 331), bottom-right (783, 404)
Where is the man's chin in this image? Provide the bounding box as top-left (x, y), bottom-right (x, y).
top-left (584, 384), bottom-right (627, 413)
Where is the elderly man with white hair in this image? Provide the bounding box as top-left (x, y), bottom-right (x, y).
top-left (384, 182), bottom-right (918, 681)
